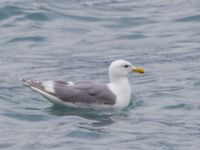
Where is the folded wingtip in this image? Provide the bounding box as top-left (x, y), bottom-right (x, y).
top-left (19, 78), bottom-right (31, 86)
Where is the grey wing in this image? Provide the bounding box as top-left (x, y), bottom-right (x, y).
top-left (22, 79), bottom-right (116, 105)
top-left (53, 81), bottom-right (116, 105)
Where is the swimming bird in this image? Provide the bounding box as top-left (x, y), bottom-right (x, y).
top-left (22, 59), bottom-right (144, 109)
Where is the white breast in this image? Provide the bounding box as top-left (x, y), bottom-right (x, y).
top-left (107, 78), bottom-right (131, 109)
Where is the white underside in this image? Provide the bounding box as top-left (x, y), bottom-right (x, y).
top-left (31, 78), bottom-right (132, 109)
top-left (107, 80), bottom-right (131, 109)
top-left (31, 87), bottom-right (115, 109)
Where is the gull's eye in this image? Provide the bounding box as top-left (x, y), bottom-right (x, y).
top-left (124, 65), bottom-right (129, 68)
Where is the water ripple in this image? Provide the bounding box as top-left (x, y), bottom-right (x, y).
top-left (7, 36), bottom-right (46, 43)
top-left (0, 5), bottom-right (23, 20)
top-left (176, 14), bottom-right (200, 22)
top-left (0, 0), bottom-right (200, 149)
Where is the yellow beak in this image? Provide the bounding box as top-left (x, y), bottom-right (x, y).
top-left (132, 67), bottom-right (145, 74)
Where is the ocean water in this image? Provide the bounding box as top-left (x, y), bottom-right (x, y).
top-left (0, 0), bottom-right (200, 149)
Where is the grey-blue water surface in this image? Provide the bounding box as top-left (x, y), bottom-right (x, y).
top-left (0, 0), bottom-right (200, 149)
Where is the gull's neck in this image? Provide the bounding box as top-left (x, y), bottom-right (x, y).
top-left (107, 76), bottom-right (132, 109)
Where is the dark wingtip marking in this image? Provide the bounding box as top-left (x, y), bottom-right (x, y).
top-left (20, 79), bottom-right (43, 90)
top-left (20, 78), bottom-right (31, 86)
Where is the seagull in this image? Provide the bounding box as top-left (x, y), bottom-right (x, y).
top-left (22, 59), bottom-right (144, 109)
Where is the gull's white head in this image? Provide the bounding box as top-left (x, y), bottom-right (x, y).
top-left (108, 59), bottom-right (144, 82)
